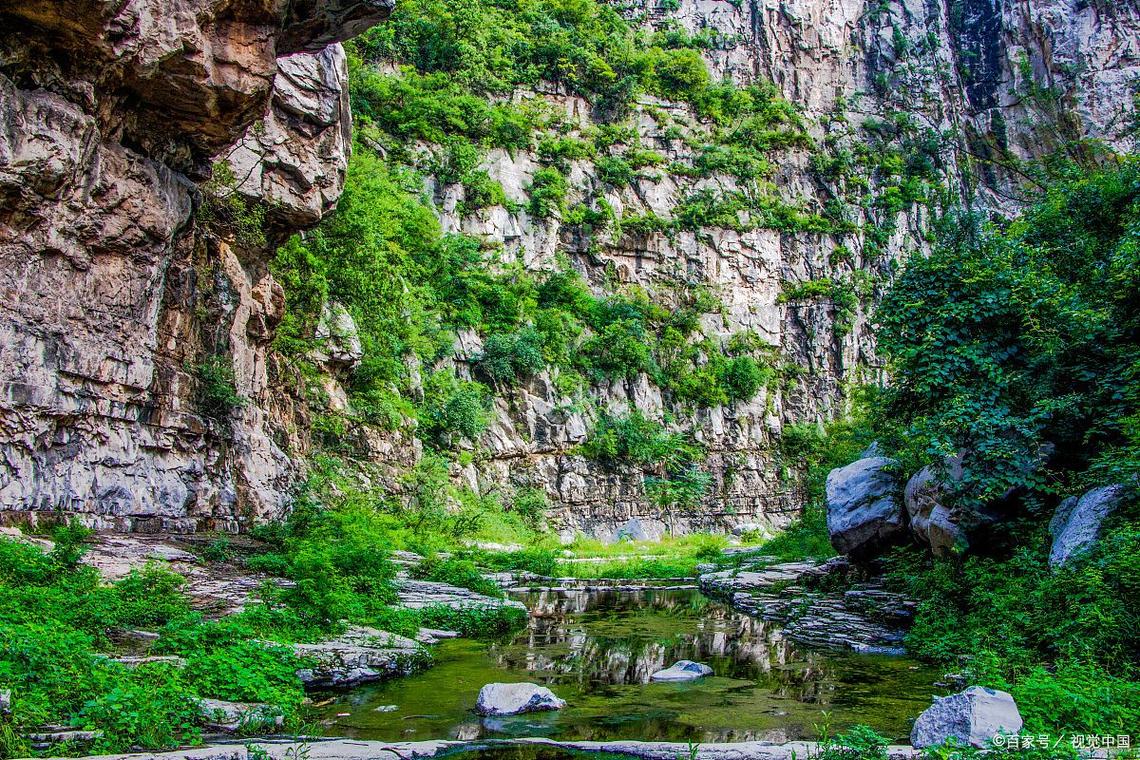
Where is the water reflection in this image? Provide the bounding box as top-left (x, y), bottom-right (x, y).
top-left (316, 587), bottom-right (939, 743)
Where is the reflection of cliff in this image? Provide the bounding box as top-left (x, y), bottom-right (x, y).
top-left (496, 589), bottom-right (846, 699)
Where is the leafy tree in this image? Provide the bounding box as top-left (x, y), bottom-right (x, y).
top-left (875, 159), bottom-right (1140, 509)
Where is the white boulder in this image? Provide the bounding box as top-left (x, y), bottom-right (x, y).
top-left (911, 686), bottom-right (1023, 749)
top-left (650, 660), bottom-right (714, 682)
top-left (475, 683), bottom-right (566, 715)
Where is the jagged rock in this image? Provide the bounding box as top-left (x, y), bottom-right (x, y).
top-left (649, 661), bottom-right (713, 682)
top-left (911, 686), bottom-right (1023, 749)
top-left (475, 683), bottom-right (566, 716)
top-left (1049, 485), bottom-right (1127, 567)
top-left (312, 301), bottom-right (365, 370)
top-left (0, 0), bottom-right (390, 531)
top-left (148, 546), bottom-right (199, 563)
top-left (294, 627), bottom-right (428, 687)
top-left (904, 455), bottom-right (966, 555)
top-left (198, 698), bottom-right (285, 733)
top-left (825, 457), bottom-right (905, 558)
top-left (0, 688), bottom-right (9, 715)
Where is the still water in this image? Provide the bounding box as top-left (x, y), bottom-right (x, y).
top-left (316, 585), bottom-right (940, 743)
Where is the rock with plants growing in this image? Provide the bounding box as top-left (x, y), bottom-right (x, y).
top-left (825, 457), bottom-right (905, 559)
top-left (910, 686), bottom-right (1023, 749)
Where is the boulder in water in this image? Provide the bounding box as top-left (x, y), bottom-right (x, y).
top-left (650, 660), bottom-right (713, 682)
top-left (911, 686), bottom-right (1023, 749)
top-left (475, 683), bottom-right (566, 715)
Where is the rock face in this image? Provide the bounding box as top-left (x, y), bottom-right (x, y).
top-left (294, 627), bottom-right (428, 687)
top-left (1049, 485), bottom-right (1127, 567)
top-left (826, 457), bottom-right (905, 558)
top-left (649, 660), bottom-right (714, 682)
top-left (0, 0), bottom-right (392, 531)
top-left (475, 683), bottom-right (567, 716)
top-left (0, 0), bottom-right (1135, 535)
top-left (910, 686), bottom-right (1024, 749)
top-left (904, 455), bottom-right (966, 555)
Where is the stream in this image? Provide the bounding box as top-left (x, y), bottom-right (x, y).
top-left (315, 583), bottom-right (940, 744)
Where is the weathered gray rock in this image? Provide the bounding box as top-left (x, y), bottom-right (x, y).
top-left (911, 686), bottom-right (1023, 749)
top-left (475, 683), bottom-right (566, 716)
top-left (294, 627), bottom-right (428, 687)
top-left (198, 698), bottom-right (284, 733)
top-left (649, 661), bottom-right (713, 682)
top-left (0, 0), bottom-right (391, 532)
top-left (904, 456), bottom-right (965, 555)
top-left (311, 301), bottom-right (365, 369)
top-left (1049, 485), bottom-right (1127, 567)
top-left (0, 688), bottom-right (9, 715)
top-left (826, 457), bottom-right (904, 558)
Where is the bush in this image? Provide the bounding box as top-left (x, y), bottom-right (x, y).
top-left (420, 370), bottom-right (491, 443)
top-left (191, 356), bottom-right (245, 423)
top-left (580, 410), bottom-right (703, 471)
top-left (477, 328), bottom-right (545, 385)
top-left (528, 167), bottom-right (568, 218)
top-left (410, 557), bottom-right (503, 598)
top-left (720, 356), bottom-right (767, 401)
top-left (874, 160), bottom-right (1140, 508)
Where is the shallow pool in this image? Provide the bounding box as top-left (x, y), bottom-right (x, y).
top-left (315, 586), bottom-right (939, 743)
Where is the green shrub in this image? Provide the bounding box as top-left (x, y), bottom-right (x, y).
top-left (580, 410), bottom-right (703, 471)
top-left (410, 557), bottom-right (503, 598)
top-left (191, 356), bottom-right (245, 423)
top-left (528, 167), bottom-right (568, 218)
top-left (477, 328), bottom-right (546, 385)
top-left (420, 370), bottom-right (491, 443)
top-left (720, 356), bottom-right (767, 401)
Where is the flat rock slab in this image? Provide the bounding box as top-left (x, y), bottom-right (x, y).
top-left (294, 626), bottom-right (428, 687)
top-left (396, 579), bottom-right (526, 611)
top-left (35, 737), bottom-right (929, 760)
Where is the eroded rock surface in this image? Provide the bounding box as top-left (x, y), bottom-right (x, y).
top-left (0, 0), bottom-right (391, 531)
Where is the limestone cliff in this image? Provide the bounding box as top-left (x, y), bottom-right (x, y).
top-left (0, 0), bottom-right (392, 531)
top-left (0, 0), bottom-right (1136, 537)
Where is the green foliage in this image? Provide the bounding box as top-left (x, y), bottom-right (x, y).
top-left (528, 167), bottom-right (569, 218)
top-left (420, 369), bottom-right (491, 443)
top-left (248, 501), bottom-right (400, 629)
top-left (197, 160), bottom-right (266, 249)
top-left (477, 328), bottom-right (546, 385)
top-left (410, 557), bottom-right (504, 598)
top-left (874, 159), bottom-right (1140, 508)
top-left (815, 724), bottom-right (891, 760)
top-left (883, 522), bottom-right (1140, 733)
top-left (191, 356), bottom-right (246, 423)
top-left (580, 409), bottom-right (703, 471)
